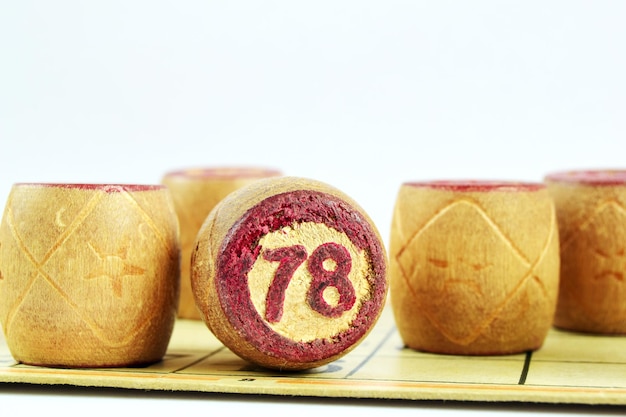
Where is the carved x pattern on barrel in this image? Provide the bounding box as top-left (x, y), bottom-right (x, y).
top-left (558, 198), bottom-right (626, 289)
top-left (2, 192), bottom-right (106, 334)
top-left (2, 188), bottom-right (170, 346)
top-left (3, 186), bottom-right (173, 348)
top-left (396, 198), bottom-right (549, 275)
top-left (560, 199), bottom-right (626, 252)
top-left (395, 198), bottom-right (555, 344)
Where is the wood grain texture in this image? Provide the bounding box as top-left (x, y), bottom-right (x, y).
top-left (191, 176), bottom-right (388, 370)
top-left (389, 181), bottom-right (560, 355)
top-left (546, 170), bottom-right (626, 334)
top-left (162, 167), bottom-right (281, 320)
top-left (0, 183), bottom-right (180, 367)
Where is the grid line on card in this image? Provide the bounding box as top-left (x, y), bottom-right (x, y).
top-left (344, 326), bottom-right (397, 378)
top-left (518, 352), bottom-right (532, 385)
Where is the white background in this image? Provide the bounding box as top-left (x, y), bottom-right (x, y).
top-left (1, 1), bottom-right (625, 415)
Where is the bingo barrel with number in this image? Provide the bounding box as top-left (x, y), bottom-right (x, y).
top-left (191, 177), bottom-right (388, 370)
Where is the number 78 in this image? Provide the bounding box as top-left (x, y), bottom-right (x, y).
top-left (262, 242), bottom-right (356, 323)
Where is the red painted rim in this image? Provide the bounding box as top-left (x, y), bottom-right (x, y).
top-left (403, 180), bottom-right (544, 192)
top-left (214, 190), bottom-right (387, 364)
top-left (164, 167), bottom-right (281, 180)
top-left (545, 170), bottom-right (626, 186)
top-left (13, 183), bottom-right (165, 192)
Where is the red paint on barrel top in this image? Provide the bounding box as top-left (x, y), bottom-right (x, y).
top-left (14, 183), bottom-right (165, 192)
top-left (164, 167), bottom-right (281, 180)
top-left (545, 170), bottom-right (626, 186)
top-left (404, 180), bottom-right (544, 192)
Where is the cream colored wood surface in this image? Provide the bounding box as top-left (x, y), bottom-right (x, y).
top-left (546, 176), bottom-right (626, 334)
top-left (162, 168), bottom-right (281, 320)
top-left (0, 184), bottom-right (180, 367)
top-left (389, 183), bottom-right (560, 355)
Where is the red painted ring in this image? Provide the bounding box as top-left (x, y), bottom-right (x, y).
top-left (214, 189), bottom-right (387, 364)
